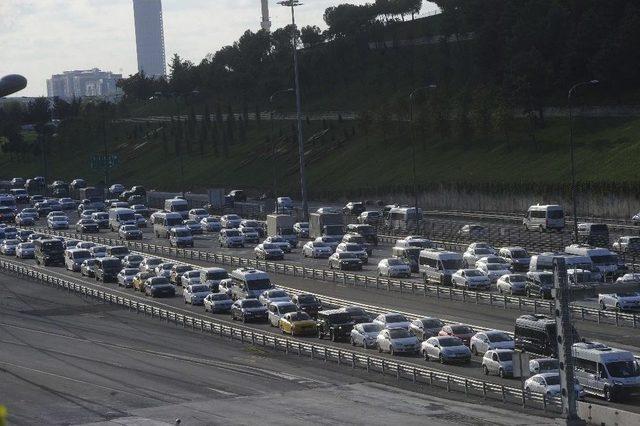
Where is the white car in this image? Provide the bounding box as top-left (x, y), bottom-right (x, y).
top-left (15, 242), bottom-right (35, 259)
top-left (183, 284), bottom-right (211, 305)
top-left (15, 212), bottom-right (36, 226)
top-left (376, 327), bottom-right (420, 355)
top-left (139, 257), bottom-right (163, 273)
top-left (259, 289), bottom-right (291, 306)
top-left (154, 262), bottom-right (175, 278)
top-left (76, 241), bottom-right (96, 250)
top-left (496, 273), bottom-right (527, 295)
top-left (302, 241), bottom-right (333, 258)
top-left (451, 269), bottom-right (491, 290)
top-left (180, 270), bottom-right (201, 287)
top-left (263, 236), bottom-right (292, 253)
top-left (377, 258), bottom-right (411, 278)
top-left (335, 242), bottom-right (368, 264)
top-left (469, 330), bottom-right (515, 355)
top-left (397, 235), bottom-right (433, 249)
top-left (408, 317), bottom-right (445, 340)
top-left (476, 259), bottom-right (511, 283)
top-left (239, 227), bottom-right (260, 244)
top-left (314, 236), bottom-right (341, 252)
top-left (188, 208), bottom-right (208, 222)
top-left (524, 373), bottom-right (585, 399)
top-left (615, 273), bottom-right (640, 285)
top-left (183, 219), bottom-right (203, 235)
top-left (47, 215), bottom-right (69, 230)
top-left (134, 214), bottom-right (147, 228)
top-left (0, 239), bottom-right (19, 256)
top-left (220, 214), bottom-right (242, 229)
top-left (458, 224), bottom-right (489, 239)
top-left (372, 313), bottom-right (411, 330)
top-left (421, 336), bottom-right (471, 363)
top-left (529, 358), bottom-right (559, 375)
top-left (90, 246), bottom-right (107, 258)
top-left (463, 247), bottom-right (496, 268)
top-left (203, 293), bottom-right (233, 313)
top-left (482, 349), bottom-right (514, 378)
top-left (599, 292), bottom-right (640, 311)
top-left (200, 216), bottom-right (221, 232)
top-left (117, 268), bottom-right (138, 288)
top-left (254, 243), bottom-right (284, 260)
top-left (349, 323), bottom-right (384, 349)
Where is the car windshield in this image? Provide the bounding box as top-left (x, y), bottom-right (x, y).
top-left (42, 241), bottom-right (64, 251)
top-left (421, 319), bottom-right (444, 328)
top-left (465, 270), bottom-right (484, 277)
top-left (226, 230), bottom-right (240, 237)
top-left (439, 337), bottom-right (462, 347)
top-left (345, 307), bottom-right (367, 316)
top-left (93, 247), bottom-right (106, 253)
top-left (591, 255), bottom-right (617, 265)
top-left (606, 361), bottom-right (640, 378)
top-left (211, 294), bottom-right (230, 301)
top-left (511, 250), bottom-right (529, 258)
top-left (101, 259), bottom-right (121, 269)
top-left (279, 304), bottom-right (298, 314)
top-left (474, 248), bottom-right (492, 255)
top-left (226, 215), bottom-right (240, 220)
top-left (362, 324), bottom-right (383, 333)
top-left (242, 300), bottom-right (262, 308)
top-left (289, 312), bottom-right (311, 321)
top-left (161, 264), bottom-right (174, 270)
top-left (127, 255), bottom-right (143, 262)
top-left (124, 269), bottom-right (138, 275)
top-left (545, 375), bottom-right (561, 386)
top-left (313, 242), bottom-right (327, 248)
top-left (150, 278), bottom-right (169, 285)
top-left (386, 314), bottom-right (408, 323)
top-left (487, 264), bottom-right (507, 271)
top-left (246, 279), bottom-right (272, 290)
top-left (538, 360), bottom-right (559, 372)
top-left (388, 329), bottom-right (411, 339)
top-left (441, 259), bottom-right (463, 270)
top-left (339, 252), bottom-right (357, 259)
top-left (451, 325), bottom-right (473, 334)
top-left (298, 223), bottom-right (309, 228)
top-left (488, 332), bottom-right (513, 342)
top-left (346, 245), bottom-right (363, 252)
top-left (510, 275), bottom-right (526, 282)
top-left (269, 291), bottom-right (288, 298)
top-left (206, 271), bottom-right (229, 280)
top-left (263, 244), bottom-right (279, 250)
top-left (328, 313), bottom-right (352, 323)
top-left (110, 247), bottom-right (128, 255)
top-left (387, 258), bottom-right (405, 266)
top-left (497, 352), bottom-right (513, 361)
top-left (204, 217), bottom-right (218, 223)
top-left (20, 243), bottom-right (34, 249)
top-left (191, 285), bottom-right (210, 293)
top-left (297, 294), bottom-right (318, 303)
top-left (538, 274), bottom-right (554, 286)
top-left (175, 229), bottom-right (191, 237)
top-left (186, 271), bottom-right (199, 277)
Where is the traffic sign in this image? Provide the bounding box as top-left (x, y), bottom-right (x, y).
top-left (90, 154), bottom-right (119, 170)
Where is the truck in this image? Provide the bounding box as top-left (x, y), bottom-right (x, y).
top-left (309, 212), bottom-right (345, 240)
top-left (266, 214), bottom-right (297, 246)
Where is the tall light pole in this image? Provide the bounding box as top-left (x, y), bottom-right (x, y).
top-left (568, 80), bottom-right (599, 243)
top-left (409, 84), bottom-right (437, 231)
top-left (278, 0), bottom-right (308, 220)
top-left (269, 88), bottom-right (294, 200)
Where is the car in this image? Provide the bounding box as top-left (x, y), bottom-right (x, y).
top-left (377, 327), bottom-right (421, 355)
top-left (524, 373), bottom-right (585, 399)
top-left (458, 224), bottom-right (489, 239)
top-left (263, 236), bottom-right (291, 253)
top-left (291, 293), bottom-right (322, 316)
top-left (91, 212), bottom-right (110, 229)
top-left (350, 322), bottom-right (384, 348)
top-left (130, 204), bottom-right (150, 217)
top-left (188, 208), bottom-right (208, 221)
top-left (316, 309), bottom-right (355, 342)
top-left (14, 212), bottom-right (36, 226)
top-left (475, 256), bottom-right (511, 280)
top-left (117, 268), bottom-right (139, 288)
top-left (470, 330), bottom-right (515, 355)
top-left (132, 271), bottom-right (155, 291)
top-left (144, 277), bottom-right (176, 298)
top-left (183, 219), bottom-right (203, 235)
top-left (227, 190), bottom-right (246, 202)
top-left (293, 222), bottom-right (309, 238)
top-left (47, 215), bottom-right (69, 230)
top-left (267, 301), bottom-right (299, 327)
top-left (0, 207), bottom-right (16, 223)
top-left (358, 210), bottom-right (381, 225)
top-left (328, 252), bottom-right (363, 270)
top-left (529, 358), bottom-right (559, 375)
top-left (599, 292), bottom-right (640, 311)
top-left (279, 311), bottom-right (317, 336)
top-left (134, 214), bottom-right (147, 228)
top-left (47, 210), bottom-right (65, 220)
top-left (183, 283), bottom-right (211, 305)
top-left (302, 240), bottom-right (333, 258)
top-left (80, 209), bottom-right (97, 220)
top-left (200, 216), bottom-right (222, 232)
top-left (230, 298), bottom-right (268, 323)
top-left (612, 236), bottom-right (640, 254)
top-left (438, 323), bottom-right (475, 346)
top-left (58, 198), bottom-right (75, 210)
top-left (496, 273), bottom-right (527, 295)
top-left (180, 270), bottom-right (201, 287)
top-left (154, 262), bottom-right (175, 278)
top-left (109, 183), bottom-right (125, 196)
top-left (218, 228), bottom-right (244, 248)
top-left (118, 224), bottom-right (142, 240)
top-left (463, 246), bottom-right (496, 268)
top-left (498, 247), bottom-right (531, 272)
top-left (2, 227), bottom-right (17, 240)
top-left (615, 273), bottom-right (640, 285)
top-left (17, 230), bottom-right (34, 243)
top-left (482, 349), bottom-right (514, 377)
top-left (15, 242), bottom-right (35, 259)
top-left (203, 293), bottom-right (233, 313)
top-left (408, 317), bottom-right (445, 341)
top-left (76, 240), bottom-right (97, 250)
top-left (259, 289), bottom-right (291, 306)
top-left (316, 207), bottom-right (340, 214)
top-left (139, 257), bottom-right (163, 273)
top-left (0, 239), bottom-right (19, 256)
top-left (81, 259), bottom-right (97, 277)
top-left (372, 312), bottom-right (411, 330)
top-left (220, 214), bottom-right (242, 228)
top-left (421, 336), bottom-right (472, 363)
top-left (335, 242), bottom-right (368, 263)
top-left (377, 258), bottom-right (411, 278)
top-left (76, 218), bottom-right (99, 233)
top-left (239, 220), bottom-right (266, 238)
top-left (169, 264), bottom-right (193, 284)
top-left (90, 246), bottom-right (107, 258)
top-left (122, 254), bottom-right (144, 269)
top-left (314, 235), bottom-right (341, 252)
top-left (254, 243), bottom-right (284, 260)
top-left (526, 271), bottom-right (555, 299)
top-left (343, 201), bottom-right (366, 216)
top-left (451, 269), bottom-right (491, 290)
top-left (239, 227), bottom-right (259, 243)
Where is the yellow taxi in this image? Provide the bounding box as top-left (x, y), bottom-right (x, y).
top-left (279, 311), bottom-right (317, 336)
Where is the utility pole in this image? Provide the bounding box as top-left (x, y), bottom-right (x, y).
top-left (102, 115), bottom-right (109, 190)
top-left (553, 257), bottom-right (581, 423)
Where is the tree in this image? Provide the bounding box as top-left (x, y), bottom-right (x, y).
top-left (300, 25), bottom-right (325, 47)
top-left (169, 54), bottom-right (196, 96)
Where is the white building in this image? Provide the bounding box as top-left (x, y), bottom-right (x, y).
top-left (132, 0), bottom-right (167, 78)
top-left (46, 69), bottom-right (123, 99)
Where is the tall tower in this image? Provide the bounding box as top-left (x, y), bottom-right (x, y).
top-left (132, 0), bottom-right (166, 78)
top-left (260, 0), bottom-right (271, 31)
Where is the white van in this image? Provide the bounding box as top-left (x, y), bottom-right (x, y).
top-left (565, 244), bottom-right (619, 277)
top-left (108, 208), bottom-right (137, 231)
top-left (572, 342), bottom-right (640, 401)
top-left (64, 248), bottom-right (92, 272)
top-left (523, 204), bottom-right (564, 231)
top-left (386, 207), bottom-right (422, 230)
top-left (200, 267), bottom-right (230, 291)
top-left (153, 212), bottom-right (184, 238)
top-left (418, 248), bottom-right (464, 286)
top-left (164, 197), bottom-right (189, 219)
top-left (229, 268), bottom-right (273, 299)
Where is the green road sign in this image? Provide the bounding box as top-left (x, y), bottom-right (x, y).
top-left (90, 154), bottom-right (119, 170)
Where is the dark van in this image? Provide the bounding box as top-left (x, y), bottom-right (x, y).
top-left (35, 239), bottom-right (65, 266)
top-left (577, 223), bottom-right (609, 247)
top-left (95, 257), bottom-right (123, 283)
top-left (514, 314), bottom-right (580, 357)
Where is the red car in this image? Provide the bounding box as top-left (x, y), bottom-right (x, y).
top-left (438, 323), bottom-right (476, 346)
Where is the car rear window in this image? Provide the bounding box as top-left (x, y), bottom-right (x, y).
top-left (451, 325), bottom-right (473, 334)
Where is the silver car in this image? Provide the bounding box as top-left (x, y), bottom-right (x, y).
top-left (180, 270), bottom-right (201, 287)
top-left (117, 268), bottom-right (138, 288)
top-left (267, 301), bottom-right (298, 327)
top-left (183, 284), bottom-right (211, 305)
top-left (15, 242), bottom-right (35, 259)
top-left (421, 336), bottom-right (471, 363)
top-left (408, 317), bottom-right (445, 341)
top-left (349, 322), bottom-right (383, 349)
top-left (377, 258), bottom-right (411, 278)
top-left (482, 349), bottom-right (514, 378)
top-left (203, 292), bottom-right (233, 313)
top-left (376, 327), bottom-right (420, 355)
top-left (496, 273), bottom-right (527, 295)
top-left (470, 330), bottom-right (515, 355)
top-left (451, 269), bottom-right (491, 290)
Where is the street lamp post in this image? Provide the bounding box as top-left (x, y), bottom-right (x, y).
top-left (269, 88), bottom-right (294, 201)
top-left (409, 84), bottom-right (437, 232)
top-left (568, 80), bottom-right (599, 242)
top-left (278, 0), bottom-right (308, 220)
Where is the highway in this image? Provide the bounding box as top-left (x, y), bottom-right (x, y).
top-left (0, 271), bottom-right (569, 425)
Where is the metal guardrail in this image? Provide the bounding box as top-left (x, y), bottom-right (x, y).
top-left (33, 228), bottom-right (640, 328)
top-left (0, 258), bottom-right (562, 413)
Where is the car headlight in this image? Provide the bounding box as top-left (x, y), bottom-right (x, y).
top-left (612, 380), bottom-right (624, 386)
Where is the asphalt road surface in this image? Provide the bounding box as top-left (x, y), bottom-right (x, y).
top-left (0, 270), bottom-right (566, 425)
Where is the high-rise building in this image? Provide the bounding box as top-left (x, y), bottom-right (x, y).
top-left (132, 0), bottom-right (166, 78)
top-left (46, 69), bottom-right (123, 99)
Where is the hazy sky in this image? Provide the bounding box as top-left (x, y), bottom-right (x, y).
top-left (1, 0), bottom-right (437, 97)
